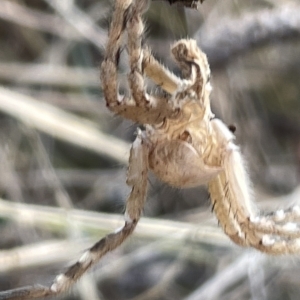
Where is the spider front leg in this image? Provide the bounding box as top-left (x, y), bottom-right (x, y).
top-left (209, 119), bottom-right (300, 254)
top-left (101, 0), bottom-right (181, 125)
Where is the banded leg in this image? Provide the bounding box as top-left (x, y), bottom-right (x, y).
top-left (142, 47), bottom-right (181, 94)
top-left (100, 0), bottom-right (132, 109)
top-left (49, 130), bottom-right (149, 294)
top-left (209, 174), bottom-right (248, 247)
top-left (221, 143), bottom-right (300, 249)
top-left (210, 119), bottom-right (300, 254)
top-left (259, 206), bottom-right (300, 224)
top-left (101, 0), bottom-right (179, 125)
top-left (0, 131), bottom-right (149, 299)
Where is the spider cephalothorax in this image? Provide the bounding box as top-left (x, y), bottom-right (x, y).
top-left (2, 0), bottom-right (300, 299)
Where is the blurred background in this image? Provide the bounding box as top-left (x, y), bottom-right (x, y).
top-left (0, 0), bottom-right (300, 299)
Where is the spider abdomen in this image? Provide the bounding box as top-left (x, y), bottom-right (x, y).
top-left (148, 139), bottom-right (222, 188)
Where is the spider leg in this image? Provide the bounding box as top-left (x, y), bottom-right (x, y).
top-left (248, 215), bottom-right (300, 239)
top-left (207, 120), bottom-right (253, 246)
top-left (101, 0), bottom-right (179, 125)
top-left (170, 39), bottom-right (214, 118)
top-left (209, 119), bottom-right (300, 254)
top-left (219, 135), bottom-right (300, 242)
top-left (171, 39), bottom-right (210, 83)
top-left (143, 47), bottom-right (181, 94)
top-left (210, 169), bottom-right (300, 254)
top-left (259, 205), bottom-right (300, 223)
top-left (0, 131), bottom-right (149, 299)
top-left (142, 39), bottom-right (210, 103)
top-left (142, 39), bottom-right (212, 100)
top-left (125, 0), bottom-right (198, 125)
top-left (209, 174), bottom-right (248, 247)
top-left (100, 0), bottom-right (132, 110)
top-left (126, 0), bottom-right (149, 107)
top-left (49, 130), bottom-right (148, 294)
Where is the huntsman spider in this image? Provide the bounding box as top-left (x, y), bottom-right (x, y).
top-left (1, 0), bottom-right (300, 299)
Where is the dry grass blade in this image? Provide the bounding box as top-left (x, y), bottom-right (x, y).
top-left (0, 197), bottom-right (229, 249)
top-left (0, 63), bottom-right (99, 88)
top-left (0, 240), bottom-right (92, 273)
top-left (44, 0), bottom-right (107, 51)
top-left (0, 87), bottom-right (130, 164)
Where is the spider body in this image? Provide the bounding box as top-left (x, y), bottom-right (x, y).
top-left (128, 39), bottom-right (224, 188)
top-left (101, 0), bottom-right (300, 256)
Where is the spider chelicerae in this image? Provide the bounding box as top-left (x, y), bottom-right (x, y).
top-left (2, 0), bottom-right (300, 299)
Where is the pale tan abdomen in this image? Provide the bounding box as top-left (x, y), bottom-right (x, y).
top-left (149, 140), bottom-right (222, 188)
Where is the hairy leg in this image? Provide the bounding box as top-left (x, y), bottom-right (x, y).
top-left (210, 119), bottom-right (300, 254)
top-left (143, 47), bottom-right (181, 94)
top-left (0, 130), bottom-right (149, 299)
top-left (101, 0), bottom-right (180, 125)
top-left (100, 0), bottom-right (132, 109)
top-left (49, 130), bottom-right (149, 294)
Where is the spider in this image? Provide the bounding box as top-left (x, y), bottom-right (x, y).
top-left (2, 0), bottom-right (300, 299)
